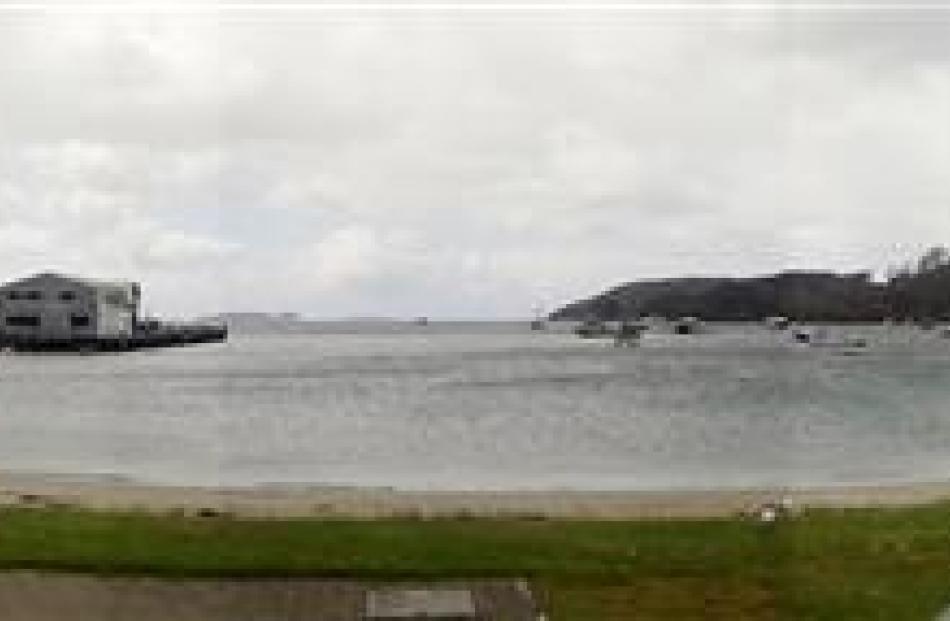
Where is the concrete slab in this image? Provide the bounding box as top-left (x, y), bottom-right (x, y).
top-left (364, 588), bottom-right (478, 620)
top-left (0, 574), bottom-right (539, 621)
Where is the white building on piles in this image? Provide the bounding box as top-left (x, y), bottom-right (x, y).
top-left (0, 272), bottom-right (140, 347)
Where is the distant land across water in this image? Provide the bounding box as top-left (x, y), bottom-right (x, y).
top-left (551, 246), bottom-right (950, 323)
top-left (211, 314), bottom-right (560, 335)
top-left (205, 248), bottom-right (950, 327)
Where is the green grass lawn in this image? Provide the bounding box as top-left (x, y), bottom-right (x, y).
top-left (1, 503), bottom-right (950, 619)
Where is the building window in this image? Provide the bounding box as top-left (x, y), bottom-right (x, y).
top-left (25, 291), bottom-right (42, 301)
top-left (5, 316), bottom-right (40, 327)
top-left (7, 291), bottom-right (20, 300)
top-left (105, 292), bottom-right (126, 306)
top-left (59, 291), bottom-right (76, 301)
top-left (70, 315), bottom-right (90, 328)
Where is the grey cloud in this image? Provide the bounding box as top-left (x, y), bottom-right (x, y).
top-left (0, 6), bottom-right (947, 316)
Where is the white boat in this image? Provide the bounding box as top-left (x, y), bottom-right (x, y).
top-left (764, 316), bottom-right (791, 331)
top-left (529, 304), bottom-right (547, 331)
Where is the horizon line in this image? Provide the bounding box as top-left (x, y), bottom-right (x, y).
top-left (1, 3), bottom-right (948, 12)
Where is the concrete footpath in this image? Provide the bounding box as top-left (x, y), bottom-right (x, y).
top-left (0, 572), bottom-right (539, 621)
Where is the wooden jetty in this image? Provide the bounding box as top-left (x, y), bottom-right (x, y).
top-left (0, 320), bottom-right (228, 352)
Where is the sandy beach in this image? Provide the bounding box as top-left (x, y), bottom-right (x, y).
top-left (3, 472), bottom-right (950, 519)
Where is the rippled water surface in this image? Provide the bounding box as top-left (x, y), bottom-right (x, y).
top-left (1, 322), bottom-right (949, 490)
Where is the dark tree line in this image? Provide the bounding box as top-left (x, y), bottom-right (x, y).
top-left (551, 246), bottom-right (950, 323)
top-left (885, 246), bottom-right (950, 322)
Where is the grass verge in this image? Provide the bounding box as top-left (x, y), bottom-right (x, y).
top-left (1, 503), bottom-right (950, 619)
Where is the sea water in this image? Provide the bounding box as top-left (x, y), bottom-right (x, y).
top-left (0, 322), bottom-right (948, 490)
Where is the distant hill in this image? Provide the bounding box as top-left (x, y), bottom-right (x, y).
top-left (213, 312), bottom-right (308, 333)
top-left (550, 271), bottom-right (892, 322)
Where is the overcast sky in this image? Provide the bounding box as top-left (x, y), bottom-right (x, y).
top-left (0, 1), bottom-right (948, 317)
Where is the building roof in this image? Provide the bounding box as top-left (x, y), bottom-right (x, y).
top-left (0, 272), bottom-right (139, 292)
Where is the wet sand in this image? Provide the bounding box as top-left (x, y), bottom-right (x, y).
top-left (3, 472), bottom-right (950, 519)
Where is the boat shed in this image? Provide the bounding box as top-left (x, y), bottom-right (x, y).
top-left (0, 272), bottom-right (140, 349)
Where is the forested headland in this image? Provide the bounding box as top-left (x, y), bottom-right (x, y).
top-left (551, 246), bottom-right (950, 323)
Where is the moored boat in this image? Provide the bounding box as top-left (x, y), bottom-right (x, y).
top-left (672, 316), bottom-right (702, 335)
top-left (764, 316), bottom-right (791, 331)
top-left (613, 321), bottom-right (647, 347)
top-left (575, 319), bottom-right (611, 338)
